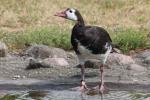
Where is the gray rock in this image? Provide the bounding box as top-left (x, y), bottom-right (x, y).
top-left (12, 75), bottom-right (21, 80)
top-left (25, 45), bottom-right (51, 59)
top-left (42, 58), bottom-right (69, 67)
top-left (26, 57), bottom-right (69, 69)
top-left (50, 48), bottom-right (67, 59)
top-left (144, 56), bottom-right (150, 64)
top-left (25, 44), bottom-right (67, 59)
top-left (137, 50), bottom-right (150, 58)
top-left (84, 60), bottom-right (96, 68)
top-left (67, 52), bottom-right (78, 67)
top-left (113, 48), bottom-right (122, 53)
top-left (74, 53), bottom-right (135, 68)
top-left (0, 41), bottom-right (8, 57)
top-left (127, 64), bottom-right (147, 72)
top-left (26, 57), bottom-right (51, 69)
top-left (107, 53), bottom-right (135, 65)
top-left (76, 60), bottom-right (107, 69)
top-left (24, 45), bottom-right (69, 69)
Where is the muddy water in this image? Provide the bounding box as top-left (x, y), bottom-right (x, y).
top-left (0, 90), bottom-right (150, 100)
top-left (0, 80), bottom-right (150, 100)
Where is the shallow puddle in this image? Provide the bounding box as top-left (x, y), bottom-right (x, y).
top-left (0, 90), bottom-right (150, 100)
top-left (0, 80), bottom-right (150, 100)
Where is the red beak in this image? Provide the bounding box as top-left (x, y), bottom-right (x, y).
top-left (54, 10), bottom-right (67, 18)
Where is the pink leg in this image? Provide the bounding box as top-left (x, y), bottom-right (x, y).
top-left (71, 64), bottom-right (88, 92)
top-left (80, 64), bottom-right (88, 91)
top-left (99, 64), bottom-right (104, 93)
top-left (99, 64), bottom-right (109, 93)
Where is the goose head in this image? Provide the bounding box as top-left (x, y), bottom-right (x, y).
top-left (55, 8), bottom-right (84, 25)
top-left (55, 8), bottom-right (78, 21)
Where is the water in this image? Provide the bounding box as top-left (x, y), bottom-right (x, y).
top-left (0, 90), bottom-right (150, 100)
top-left (0, 80), bottom-right (150, 100)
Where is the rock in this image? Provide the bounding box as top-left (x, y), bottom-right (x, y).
top-left (25, 45), bottom-right (51, 59)
top-left (129, 50), bottom-right (136, 55)
top-left (137, 50), bottom-right (150, 58)
top-left (25, 45), bottom-right (67, 59)
top-left (113, 48), bottom-right (122, 53)
top-left (74, 53), bottom-right (135, 68)
top-left (67, 52), bottom-right (78, 67)
top-left (84, 60), bottom-right (96, 68)
top-left (26, 57), bottom-right (50, 69)
top-left (76, 60), bottom-right (109, 69)
top-left (76, 60), bottom-right (95, 68)
top-left (144, 56), bottom-right (150, 64)
top-left (107, 53), bottom-right (135, 65)
top-left (12, 75), bottom-right (21, 80)
top-left (50, 48), bottom-right (67, 59)
top-left (42, 58), bottom-right (69, 67)
top-left (0, 41), bottom-right (8, 57)
top-left (24, 45), bottom-right (69, 69)
top-left (26, 57), bottom-right (69, 69)
top-left (127, 64), bottom-right (147, 72)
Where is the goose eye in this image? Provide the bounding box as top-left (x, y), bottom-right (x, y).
top-left (69, 10), bottom-right (72, 13)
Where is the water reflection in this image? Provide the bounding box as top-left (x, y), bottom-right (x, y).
top-left (0, 90), bottom-right (150, 100)
top-left (27, 91), bottom-right (47, 100)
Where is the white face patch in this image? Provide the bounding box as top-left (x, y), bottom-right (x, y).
top-left (66, 8), bottom-right (77, 21)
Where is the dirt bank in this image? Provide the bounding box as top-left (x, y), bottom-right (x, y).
top-left (0, 50), bottom-right (150, 92)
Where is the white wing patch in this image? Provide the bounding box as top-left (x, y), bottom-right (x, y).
top-left (77, 42), bottom-right (104, 63)
top-left (77, 42), bottom-right (112, 64)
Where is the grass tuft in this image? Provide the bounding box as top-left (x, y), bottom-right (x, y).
top-left (1, 27), bottom-right (149, 53)
top-left (112, 28), bottom-right (149, 52)
top-left (1, 27), bottom-right (71, 50)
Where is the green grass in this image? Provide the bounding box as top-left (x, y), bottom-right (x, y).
top-left (0, 94), bottom-right (19, 100)
top-left (0, 0), bottom-right (150, 53)
top-left (1, 27), bottom-right (149, 53)
top-left (1, 26), bottom-right (71, 50)
top-left (112, 28), bottom-right (149, 52)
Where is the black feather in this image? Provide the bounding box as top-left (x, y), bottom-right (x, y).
top-left (71, 24), bottom-right (112, 54)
